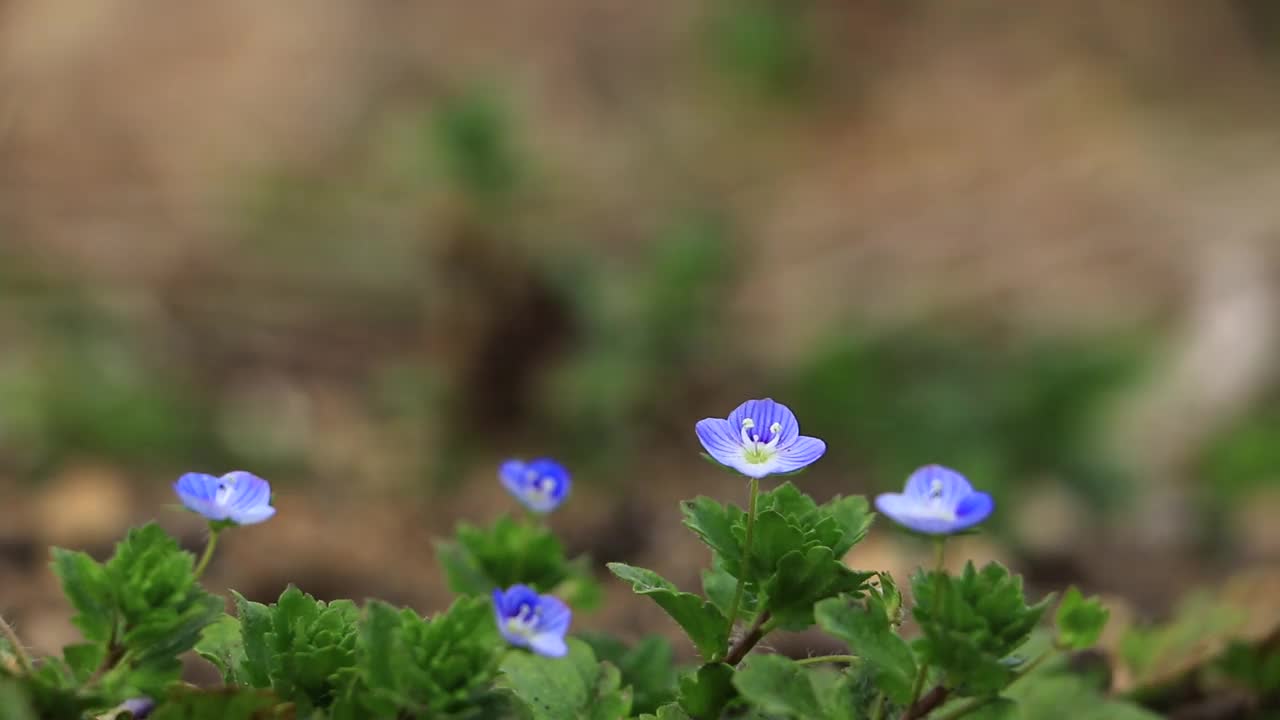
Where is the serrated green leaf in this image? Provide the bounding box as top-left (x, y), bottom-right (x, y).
top-left (815, 593), bottom-right (916, 704)
top-left (1054, 587), bottom-right (1109, 651)
top-left (1004, 672), bottom-right (1160, 720)
top-left (195, 614), bottom-right (246, 685)
top-left (607, 563), bottom-right (728, 661)
top-left (746, 511), bottom-right (806, 579)
top-left (499, 637), bottom-right (630, 720)
top-left (756, 482), bottom-right (818, 521)
top-left (50, 548), bottom-right (114, 645)
top-left (681, 497), bottom-right (745, 577)
top-left (579, 633), bottom-right (677, 715)
top-left (355, 596), bottom-right (503, 718)
top-left (765, 546), bottom-right (872, 630)
top-left (233, 592), bottom-right (274, 690)
top-left (912, 562), bottom-right (1051, 696)
top-left (640, 703), bottom-right (693, 720)
top-left (437, 515), bottom-right (590, 603)
top-left (677, 663), bottom-right (735, 719)
top-left (820, 495), bottom-right (874, 558)
top-left (733, 654), bottom-right (824, 718)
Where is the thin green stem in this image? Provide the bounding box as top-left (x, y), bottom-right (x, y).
top-left (795, 654), bottom-right (859, 666)
top-left (870, 692), bottom-right (887, 720)
top-left (723, 476), bottom-right (760, 654)
top-left (906, 537), bottom-right (949, 714)
top-left (193, 526), bottom-right (222, 580)
top-left (0, 615), bottom-right (32, 674)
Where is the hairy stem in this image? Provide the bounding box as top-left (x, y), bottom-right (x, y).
top-left (0, 615), bottom-right (33, 674)
top-left (795, 654), bottom-right (859, 666)
top-left (870, 692), bottom-right (887, 720)
top-left (193, 526), bottom-right (222, 580)
top-left (905, 537), bottom-right (949, 716)
top-left (724, 611), bottom-right (772, 666)
top-left (723, 476), bottom-right (760, 654)
top-left (902, 685), bottom-right (950, 720)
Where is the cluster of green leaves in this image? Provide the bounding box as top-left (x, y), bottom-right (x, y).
top-left (0, 467), bottom-right (1163, 719)
top-left (436, 514), bottom-right (601, 610)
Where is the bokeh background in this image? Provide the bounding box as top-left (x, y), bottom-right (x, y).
top-left (1, 0), bottom-right (1279, 697)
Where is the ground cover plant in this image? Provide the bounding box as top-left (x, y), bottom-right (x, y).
top-left (0, 398), bottom-right (1155, 719)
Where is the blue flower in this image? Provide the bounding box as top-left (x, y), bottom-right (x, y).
top-left (118, 697), bottom-right (155, 719)
top-left (695, 398), bottom-right (826, 478)
top-left (500, 458), bottom-right (571, 513)
top-left (492, 584), bottom-right (572, 657)
top-left (874, 464), bottom-right (994, 535)
top-left (173, 471), bottom-right (276, 526)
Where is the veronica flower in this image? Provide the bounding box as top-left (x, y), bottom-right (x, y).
top-left (492, 584), bottom-right (571, 657)
top-left (117, 697), bottom-right (155, 719)
top-left (874, 464), bottom-right (994, 535)
top-left (500, 458), bottom-right (571, 513)
top-left (695, 398), bottom-right (826, 478)
top-left (173, 471), bottom-right (276, 526)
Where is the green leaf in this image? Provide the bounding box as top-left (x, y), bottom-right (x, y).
top-left (820, 495), bottom-right (875, 558)
top-left (746, 511), bottom-right (806, 578)
top-left (814, 594), bottom-right (916, 704)
top-left (764, 546), bottom-right (872, 630)
top-left (677, 663), bottom-right (735, 719)
top-left (640, 703), bottom-right (694, 720)
top-left (579, 633), bottom-right (677, 715)
top-left (499, 637), bottom-right (631, 720)
top-left (437, 515), bottom-right (600, 610)
top-left (1003, 672), bottom-right (1160, 720)
top-left (52, 524), bottom-right (223, 702)
top-left (756, 482), bottom-right (818, 521)
top-left (681, 497), bottom-right (745, 577)
top-left (912, 562), bottom-right (1051, 696)
top-left (148, 686), bottom-right (288, 720)
top-left (50, 548), bottom-right (114, 645)
top-left (195, 614), bottom-right (246, 685)
top-left (354, 596), bottom-right (503, 718)
top-left (607, 563), bottom-right (728, 661)
top-left (232, 592), bottom-right (274, 690)
top-left (732, 654), bottom-right (824, 718)
top-left (1054, 587), bottom-right (1109, 651)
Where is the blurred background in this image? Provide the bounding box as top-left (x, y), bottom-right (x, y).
top-left (1, 0), bottom-right (1278, 693)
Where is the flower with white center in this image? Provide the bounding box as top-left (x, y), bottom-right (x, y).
top-left (173, 471), bottom-right (276, 526)
top-left (500, 458), bottom-right (571, 513)
top-left (695, 398), bottom-right (826, 479)
top-left (874, 464), bottom-right (994, 535)
top-left (492, 584), bottom-right (572, 657)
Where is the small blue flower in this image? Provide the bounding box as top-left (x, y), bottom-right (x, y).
top-left (118, 697), bottom-right (155, 719)
top-left (695, 398), bottom-right (826, 478)
top-left (492, 584), bottom-right (572, 657)
top-left (500, 458), bottom-right (571, 513)
top-left (875, 464), bottom-right (994, 535)
top-left (173, 471), bottom-right (276, 526)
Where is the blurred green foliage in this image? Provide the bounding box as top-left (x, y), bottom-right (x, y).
top-left (702, 0), bottom-right (816, 99)
top-left (788, 328), bottom-right (1151, 524)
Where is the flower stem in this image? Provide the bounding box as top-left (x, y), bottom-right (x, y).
top-left (905, 537), bottom-right (949, 713)
top-left (870, 692), bottom-right (887, 720)
top-left (795, 654), bottom-right (859, 666)
top-left (724, 611), bottom-right (772, 666)
top-left (723, 476), bottom-right (760, 654)
top-left (193, 526), bottom-right (222, 580)
top-left (0, 615), bottom-right (32, 674)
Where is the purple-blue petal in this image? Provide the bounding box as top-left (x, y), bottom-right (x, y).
top-left (727, 398), bottom-right (800, 446)
top-left (500, 459), bottom-right (529, 493)
top-left (874, 492), bottom-right (960, 535)
top-left (770, 435), bottom-right (826, 474)
top-left (953, 491), bottom-right (995, 529)
top-left (904, 465), bottom-right (973, 503)
top-left (223, 472), bottom-right (270, 511)
top-left (529, 632), bottom-right (569, 657)
top-left (695, 418), bottom-right (743, 466)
